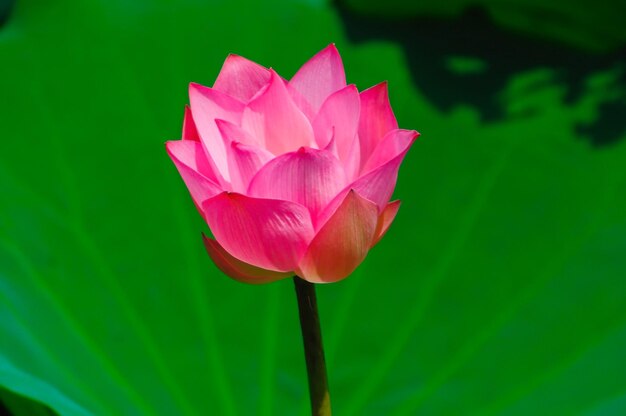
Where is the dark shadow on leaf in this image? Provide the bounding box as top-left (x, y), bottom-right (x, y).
top-left (0, 387), bottom-right (58, 416)
top-left (0, 0), bottom-right (14, 28)
top-left (335, 1), bottom-right (626, 147)
top-left (577, 98), bottom-right (626, 147)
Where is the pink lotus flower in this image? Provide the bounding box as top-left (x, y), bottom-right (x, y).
top-left (166, 45), bottom-right (418, 284)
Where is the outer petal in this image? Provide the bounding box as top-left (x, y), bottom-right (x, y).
top-left (247, 147), bottom-right (347, 221)
top-left (290, 44), bottom-right (347, 113)
top-left (344, 129), bottom-right (418, 210)
top-left (297, 190), bottom-right (378, 283)
top-left (358, 82), bottom-right (398, 168)
top-left (182, 105), bottom-right (200, 141)
top-left (372, 200), bottom-right (401, 247)
top-left (212, 54), bottom-right (271, 102)
top-left (202, 192), bottom-right (314, 272)
top-left (189, 83), bottom-right (245, 181)
top-left (166, 141), bottom-right (222, 207)
top-left (202, 235), bottom-right (291, 284)
top-left (241, 70), bottom-right (315, 155)
top-left (312, 84), bottom-right (360, 162)
top-left (361, 129), bottom-right (420, 175)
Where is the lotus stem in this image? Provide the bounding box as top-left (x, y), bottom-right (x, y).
top-left (293, 276), bottom-right (332, 416)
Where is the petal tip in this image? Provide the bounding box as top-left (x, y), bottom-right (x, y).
top-left (325, 42), bottom-right (340, 53)
top-left (164, 140), bottom-right (177, 153)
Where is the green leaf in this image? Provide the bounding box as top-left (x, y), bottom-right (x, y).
top-left (0, 0), bottom-right (625, 415)
top-left (0, 386), bottom-right (57, 416)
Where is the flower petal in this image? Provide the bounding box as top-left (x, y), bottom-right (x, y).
top-left (297, 190), bottom-right (378, 283)
top-left (247, 147), bottom-right (347, 221)
top-left (226, 141), bottom-right (274, 193)
top-left (166, 140), bottom-right (222, 207)
top-left (343, 132), bottom-right (361, 182)
top-left (312, 84), bottom-right (360, 162)
top-left (241, 70), bottom-right (315, 154)
top-left (215, 118), bottom-right (259, 147)
top-left (346, 130), bottom-right (418, 210)
top-left (323, 130), bottom-right (338, 157)
top-left (217, 120), bottom-right (274, 192)
top-left (286, 82), bottom-right (316, 121)
top-left (202, 235), bottom-right (291, 284)
top-left (189, 83), bottom-right (245, 181)
top-left (358, 82), bottom-right (398, 168)
top-left (372, 200), bottom-right (401, 247)
top-left (202, 193), bottom-right (314, 272)
top-left (212, 54), bottom-right (271, 102)
top-left (290, 44), bottom-right (347, 113)
top-left (182, 105), bottom-right (200, 141)
top-left (361, 129), bottom-right (420, 175)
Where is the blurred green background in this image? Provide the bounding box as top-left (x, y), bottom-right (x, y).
top-left (1, 0), bottom-right (625, 414)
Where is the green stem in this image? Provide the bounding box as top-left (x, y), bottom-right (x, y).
top-left (293, 276), bottom-right (332, 416)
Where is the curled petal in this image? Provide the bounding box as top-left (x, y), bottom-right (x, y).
top-left (189, 83), bottom-right (245, 181)
top-left (297, 190), bottom-right (378, 283)
top-left (323, 130), bottom-right (338, 157)
top-left (202, 193), bottom-right (314, 272)
top-left (247, 147), bottom-right (347, 221)
top-left (166, 141), bottom-right (222, 207)
top-left (242, 70), bottom-right (315, 154)
top-left (312, 84), bottom-right (360, 162)
top-left (358, 82), bottom-right (398, 168)
top-left (212, 54), bottom-right (271, 102)
top-left (202, 235), bottom-right (291, 284)
top-left (345, 130), bottom-right (418, 210)
top-left (182, 105), bottom-right (200, 141)
top-left (227, 141), bottom-right (274, 194)
top-left (361, 129), bottom-right (420, 175)
top-left (215, 118), bottom-right (260, 148)
top-left (372, 200), bottom-right (401, 247)
top-left (290, 44), bottom-right (347, 113)
top-left (217, 119), bottom-right (273, 192)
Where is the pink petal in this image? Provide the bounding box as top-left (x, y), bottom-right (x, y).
top-left (215, 118), bottom-right (261, 148)
top-left (343, 133), bottom-right (361, 182)
top-left (182, 105), bottom-right (200, 141)
top-left (358, 82), bottom-right (398, 168)
top-left (297, 190), bottom-right (378, 283)
top-left (166, 140), bottom-right (223, 208)
top-left (216, 120), bottom-right (273, 192)
top-left (290, 44), bottom-right (347, 113)
top-left (189, 83), bottom-right (246, 181)
top-left (227, 141), bottom-right (274, 193)
top-left (312, 85), bottom-right (360, 162)
top-left (241, 70), bottom-right (315, 155)
top-left (212, 54), bottom-right (271, 102)
top-left (372, 200), bottom-right (401, 247)
top-left (202, 192), bottom-right (314, 272)
top-left (323, 131), bottom-right (338, 157)
top-left (361, 129), bottom-right (420, 175)
top-left (202, 235), bottom-right (291, 284)
top-left (286, 82), bottom-right (316, 121)
top-left (345, 130), bottom-right (418, 210)
top-left (247, 147), bottom-right (347, 221)
top-left (215, 120), bottom-right (274, 194)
